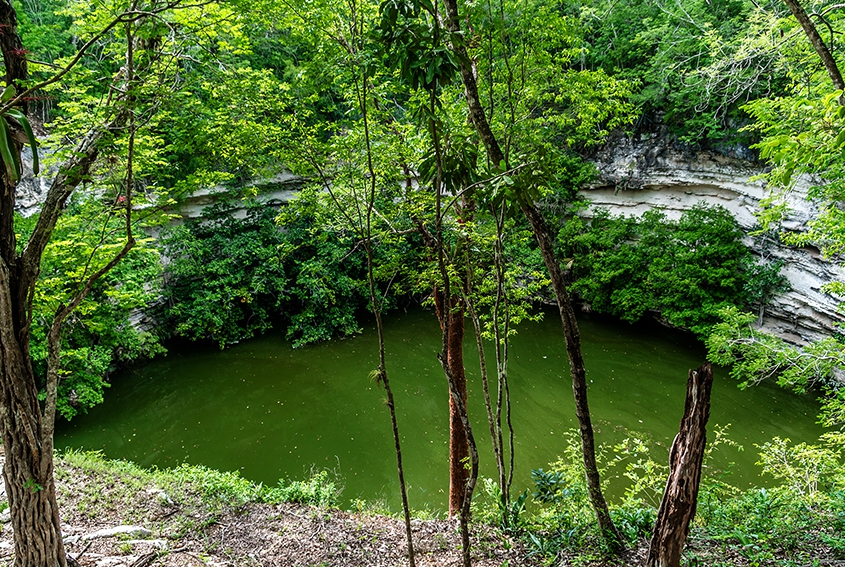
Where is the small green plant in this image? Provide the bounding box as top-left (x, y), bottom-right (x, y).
top-left (0, 84), bottom-right (38, 182)
top-left (611, 505), bottom-right (656, 544)
top-left (263, 470), bottom-right (340, 508)
top-left (476, 478), bottom-right (528, 533)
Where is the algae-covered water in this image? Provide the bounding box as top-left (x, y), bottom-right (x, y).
top-left (55, 308), bottom-right (826, 511)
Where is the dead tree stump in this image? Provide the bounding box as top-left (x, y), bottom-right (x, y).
top-left (646, 362), bottom-right (714, 567)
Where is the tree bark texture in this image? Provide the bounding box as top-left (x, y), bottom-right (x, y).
top-left (0, 3), bottom-right (137, 563)
top-left (0, 0), bottom-right (28, 112)
top-left (0, 2), bottom-right (70, 565)
top-left (646, 362), bottom-right (714, 567)
top-left (0, 263), bottom-right (68, 567)
top-left (435, 290), bottom-right (470, 516)
top-left (783, 0), bottom-right (845, 91)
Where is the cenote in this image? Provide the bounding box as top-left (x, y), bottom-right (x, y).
top-left (55, 307), bottom-right (826, 511)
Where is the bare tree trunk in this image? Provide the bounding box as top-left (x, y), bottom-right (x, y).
top-left (521, 203), bottom-right (623, 550)
top-left (783, 0), bottom-right (845, 91)
top-left (646, 362), bottom-right (714, 567)
top-left (0, 281), bottom-right (67, 567)
top-left (434, 291), bottom-right (471, 517)
top-left (366, 241), bottom-right (416, 567)
top-left (428, 82), bottom-right (478, 566)
top-left (447, 307), bottom-right (469, 516)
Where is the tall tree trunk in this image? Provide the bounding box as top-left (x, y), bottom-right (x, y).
top-left (520, 204), bottom-right (623, 549)
top-left (366, 242), bottom-right (416, 567)
top-left (647, 363), bottom-right (714, 567)
top-left (447, 304), bottom-right (469, 517)
top-left (0, 266), bottom-right (68, 567)
top-left (440, 0), bottom-right (622, 548)
top-left (435, 291), bottom-right (470, 517)
top-left (357, 45), bottom-right (416, 563)
top-left (0, 3), bottom-right (68, 564)
top-left (782, 0), bottom-right (845, 91)
top-left (0, 9), bottom-right (134, 566)
top-left (429, 83), bottom-right (478, 566)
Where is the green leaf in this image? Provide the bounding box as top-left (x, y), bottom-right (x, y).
top-left (0, 86), bottom-right (14, 104)
top-left (0, 116), bottom-right (19, 182)
top-left (5, 109), bottom-right (39, 175)
top-left (417, 0), bottom-right (434, 15)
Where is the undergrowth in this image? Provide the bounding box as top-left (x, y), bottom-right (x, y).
top-left (57, 449), bottom-right (341, 511)
top-left (41, 430), bottom-right (845, 567)
top-left (472, 428), bottom-right (845, 566)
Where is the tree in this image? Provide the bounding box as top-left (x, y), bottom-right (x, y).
top-left (0, 0), bottom-right (253, 562)
top-left (440, 0), bottom-right (627, 549)
top-left (713, 0), bottom-right (845, 422)
top-left (0, 2), bottom-right (137, 560)
top-left (782, 0), bottom-right (845, 92)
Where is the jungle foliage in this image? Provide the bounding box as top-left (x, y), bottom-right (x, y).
top-left (11, 0), bottom-right (794, 420)
top-left (15, 207), bottom-right (164, 420)
top-left (7, 0), bottom-right (845, 563)
top-left (161, 192), bottom-right (371, 348)
top-left (557, 204), bottom-right (788, 337)
top-left (471, 427), bottom-right (845, 565)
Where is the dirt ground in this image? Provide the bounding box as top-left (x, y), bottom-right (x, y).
top-left (54, 501), bottom-right (539, 567)
top-left (0, 453), bottom-right (557, 567)
top-left (4, 454), bottom-right (838, 567)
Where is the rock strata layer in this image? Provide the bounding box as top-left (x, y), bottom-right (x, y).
top-left (585, 131), bottom-right (844, 344)
top-left (15, 135), bottom-right (842, 344)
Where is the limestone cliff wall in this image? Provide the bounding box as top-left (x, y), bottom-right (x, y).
top-left (584, 131), bottom-right (844, 344)
top-left (15, 134), bottom-right (842, 343)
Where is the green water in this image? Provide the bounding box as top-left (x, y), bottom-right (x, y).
top-left (55, 308), bottom-right (826, 511)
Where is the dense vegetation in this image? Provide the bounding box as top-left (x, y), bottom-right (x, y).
top-left (557, 204), bottom-right (788, 337)
top-left (13, 0), bottom-right (819, 416)
top-left (44, 428), bottom-right (845, 566)
top-left (7, 0), bottom-right (845, 563)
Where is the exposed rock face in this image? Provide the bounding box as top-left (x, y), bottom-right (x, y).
top-left (15, 132), bottom-right (841, 344)
top-left (584, 130), bottom-right (844, 344)
top-left (14, 147), bottom-right (51, 217)
top-left (170, 171), bottom-right (303, 222)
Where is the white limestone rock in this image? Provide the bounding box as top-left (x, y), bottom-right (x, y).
top-left (583, 131), bottom-right (845, 345)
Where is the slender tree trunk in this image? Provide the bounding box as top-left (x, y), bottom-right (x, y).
top-left (439, 0), bottom-right (622, 548)
top-left (434, 291), bottom-right (471, 517)
top-left (646, 363), bottom-right (714, 567)
top-left (357, 40), bottom-right (416, 562)
top-left (465, 202), bottom-right (513, 524)
top-left (466, 295), bottom-right (506, 511)
top-left (783, 0), bottom-right (845, 91)
top-left (521, 204), bottom-right (623, 550)
top-left (366, 241), bottom-right (416, 567)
